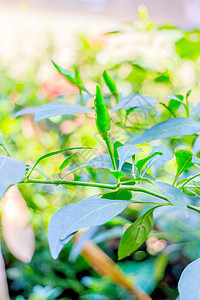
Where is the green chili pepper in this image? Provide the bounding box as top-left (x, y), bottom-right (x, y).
top-left (94, 85), bottom-right (111, 139)
top-left (103, 70), bottom-right (118, 101)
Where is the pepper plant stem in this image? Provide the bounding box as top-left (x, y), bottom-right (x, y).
top-left (105, 137), bottom-right (117, 171)
top-left (22, 179), bottom-right (168, 202)
top-left (120, 185), bottom-right (169, 202)
top-left (22, 178), bottom-right (117, 190)
top-left (20, 178), bottom-right (200, 214)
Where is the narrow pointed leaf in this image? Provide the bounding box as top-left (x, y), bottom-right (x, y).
top-left (48, 197), bottom-right (130, 258)
top-left (165, 94), bottom-right (183, 101)
top-left (52, 60), bottom-right (75, 81)
top-left (118, 208), bottom-right (154, 259)
top-left (164, 94), bottom-right (185, 116)
top-left (182, 179), bottom-right (200, 197)
top-left (174, 150), bottom-right (194, 182)
top-left (136, 152), bottom-right (163, 175)
top-left (59, 153), bottom-right (77, 173)
top-left (112, 95), bottom-right (157, 112)
top-left (35, 102), bottom-right (94, 123)
top-left (12, 103), bottom-right (94, 122)
top-left (154, 182), bottom-right (188, 217)
top-left (109, 169), bottom-right (124, 179)
top-left (145, 152), bottom-right (174, 171)
top-left (28, 147), bottom-right (90, 178)
top-left (12, 107), bottom-right (37, 118)
top-left (67, 154), bottom-right (113, 176)
top-left (132, 118), bottom-right (200, 145)
top-left (0, 156), bottom-right (26, 198)
top-left (52, 60), bottom-right (83, 88)
top-left (117, 145), bottom-right (141, 171)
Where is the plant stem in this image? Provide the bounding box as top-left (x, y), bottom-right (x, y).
top-left (106, 139), bottom-right (117, 171)
top-left (172, 175), bottom-right (178, 186)
top-left (21, 178), bottom-right (117, 190)
top-left (121, 178), bottom-right (152, 185)
top-left (120, 185), bottom-right (170, 202)
top-left (79, 88), bottom-right (84, 106)
top-left (187, 204), bottom-right (200, 214)
top-left (84, 86), bottom-right (93, 97)
top-left (22, 179), bottom-right (169, 202)
top-left (132, 201), bottom-right (170, 206)
top-left (185, 90), bottom-right (191, 118)
top-left (104, 135), bottom-right (119, 184)
top-left (20, 179), bottom-right (200, 214)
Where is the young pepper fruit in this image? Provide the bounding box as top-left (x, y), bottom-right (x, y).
top-left (103, 70), bottom-right (118, 100)
top-left (94, 85), bottom-right (111, 140)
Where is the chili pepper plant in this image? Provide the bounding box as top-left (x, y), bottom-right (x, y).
top-left (1, 59), bottom-right (200, 299)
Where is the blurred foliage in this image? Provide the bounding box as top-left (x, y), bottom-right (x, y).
top-left (1, 10), bottom-right (200, 299)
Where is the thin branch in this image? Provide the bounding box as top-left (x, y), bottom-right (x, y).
top-left (21, 178), bottom-right (117, 190)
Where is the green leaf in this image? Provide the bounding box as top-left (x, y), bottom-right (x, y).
top-left (136, 152), bottom-right (163, 175)
top-left (101, 189), bottom-right (132, 200)
top-left (165, 94), bottom-right (184, 115)
top-left (145, 151), bottom-right (173, 172)
top-left (132, 118), bottom-right (200, 145)
top-left (154, 182), bottom-right (188, 217)
top-left (112, 94), bottom-right (157, 113)
top-left (0, 156), bottom-right (26, 197)
top-left (180, 177), bottom-right (200, 197)
top-left (109, 169), bottom-right (124, 179)
top-left (52, 60), bottom-right (84, 89)
top-left (182, 182), bottom-right (200, 197)
top-left (118, 208), bottom-right (154, 260)
top-left (113, 141), bottom-right (123, 160)
top-left (94, 85), bottom-right (111, 139)
top-left (28, 147), bottom-right (91, 178)
top-left (117, 145), bottom-right (142, 171)
top-left (165, 94), bottom-right (184, 102)
top-left (12, 103), bottom-right (94, 123)
top-left (67, 154), bottom-right (112, 175)
top-left (35, 102), bottom-right (94, 123)
top-left (12, 107), bottom-right (37, 118)
top-left (59, 152), bottom-right (77, 175)
top-left (48, 196), bottom-right (130, 258)
top-left (103, 70), bottom-right (118, 99)
top-left (173, 150), bottom-right (194, 184)
top-left (178, 258), bottom-right (200, 300)
top-left (74, 65), bottom-right (84, 89)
